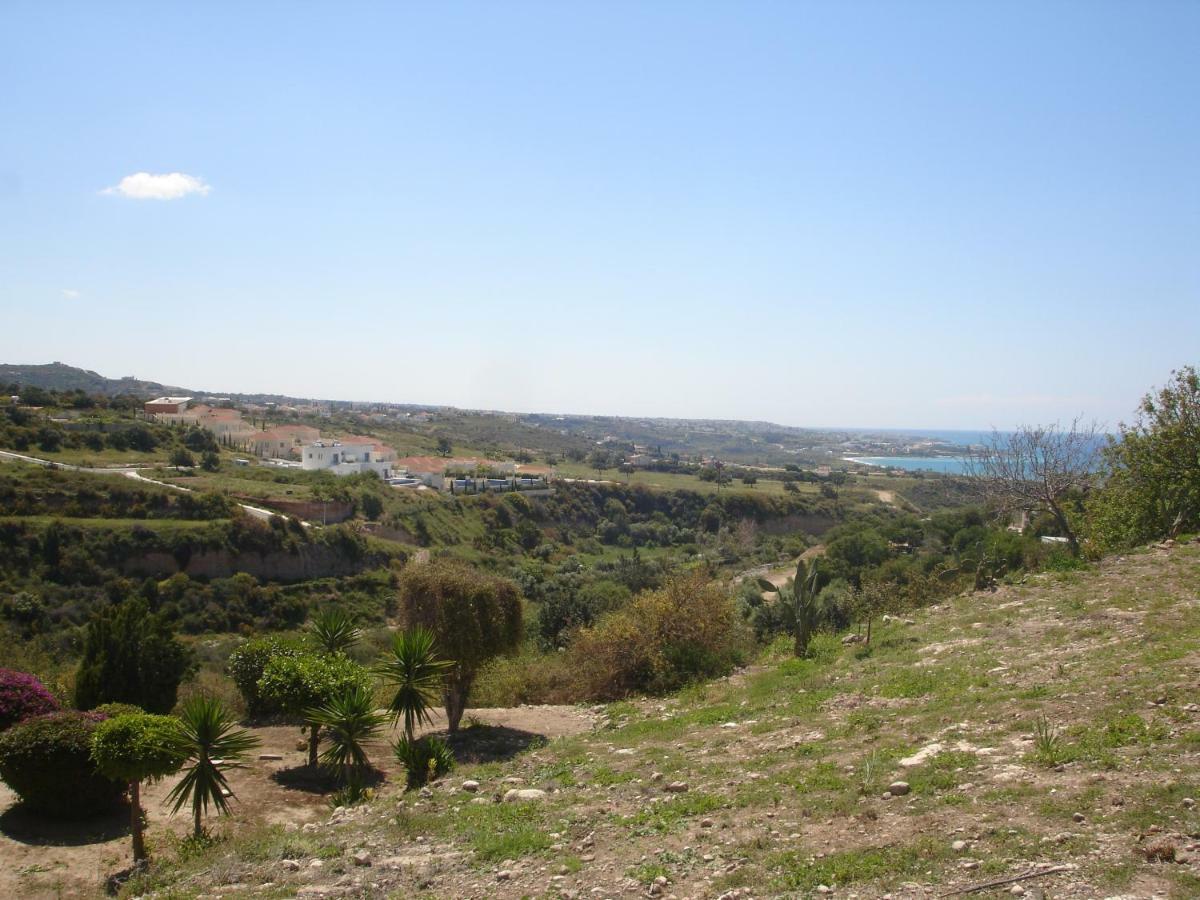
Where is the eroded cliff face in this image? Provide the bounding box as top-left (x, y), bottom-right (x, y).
top-left (121, 544), bottom-right (390, 581)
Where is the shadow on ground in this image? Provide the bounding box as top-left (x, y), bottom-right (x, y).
top-left (270, 764), bottom-right (385, 795)
top-left (0, 802), bottom-right (130, 846)
top-left (441, 723), bottom-right (548, 764)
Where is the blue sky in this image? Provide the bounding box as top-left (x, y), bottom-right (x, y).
top-left (1, 1), bottom-right (1196, 430)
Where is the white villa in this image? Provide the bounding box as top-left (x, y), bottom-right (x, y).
top-left (301, 440), bottom-right (394, 478)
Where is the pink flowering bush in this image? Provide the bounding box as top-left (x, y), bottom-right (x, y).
top-left (0, 668), bottom-right (60, 732)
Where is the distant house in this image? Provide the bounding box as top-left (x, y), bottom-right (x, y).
top-left (301, 440), bottom-right (394, 478)
top-left (144, 396), bottom-right (192, 416)
top-left (251, 425), bottom-right (321, 460)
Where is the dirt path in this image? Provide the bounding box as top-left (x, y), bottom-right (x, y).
top-left (0, 704), bottom-right (595, 899)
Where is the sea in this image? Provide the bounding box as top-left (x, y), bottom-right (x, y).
top-left (841, 428), bottom-right (995, 476)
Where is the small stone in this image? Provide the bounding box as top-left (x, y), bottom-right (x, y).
top-left (461, 780), bottom-right (480, 792)
top-left (816, 886), bottom-right (833, 894)
top-left (882, 791), bottom-right (893, 800)
top-left (308, 859), bottom-right (324, 869)
top-left (960, 859), bottom-right (980, 870)
top-left (496, 869), bottom-right (512, 881)
top-left (1183, 797), bottom-right (1196, 809)
top-left (352, 850), bottom-right (372, 867)
top-left (888, 781), bottom-right (910, 796)
top-left (952, 840), bottom-right (968, 852)
top-left (650, 772), bottom-right (664, 782)
top-left (665, 781), bottom-right (689, 793)
top-left (1009, 885), bottom-right (1025, 895)
top-left (503, 788), bottom-right (548, 802)
top-left (653, 876), bottom-right (668, 886)
top-left (1072, 812), bottom-right (1085, 823)
top-left (282, 859), bottom-right (301, 872)
top-left (259, 753), bottom-right (284, 761)
top-left (302, 822), bottom-right (319, 833)
top-left (700, 818), bottom-right (715, 828)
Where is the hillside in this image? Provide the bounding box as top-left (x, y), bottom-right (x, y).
top-left (50, 541), bottom-right (1193, 899)
top-left (0, 362), bottom-right (190, 397)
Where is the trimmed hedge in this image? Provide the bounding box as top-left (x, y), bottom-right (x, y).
top-left (0, 711), bottom-right (126, 817)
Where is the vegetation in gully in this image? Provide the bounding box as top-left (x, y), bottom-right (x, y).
top-left (0, 366), bottom-right (1195, 897)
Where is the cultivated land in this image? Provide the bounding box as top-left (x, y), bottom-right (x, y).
top-left (32, 540), bottom-right (1190, 900)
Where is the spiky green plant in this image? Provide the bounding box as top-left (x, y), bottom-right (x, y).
top-left (304, 686), bottom-right (385, 780)
top-left (392, 734), bottom-right (455, 789)
top-left (1032, 713), bottom-right (1065, 766)
top-left (760, 559), bottom-right (824, 657)
top-left (166, 695), bottom-right (261, 838)
top-left (375, 626), bottom-right (452, 741)
top-left (307, 608), bottom-right (361, 656)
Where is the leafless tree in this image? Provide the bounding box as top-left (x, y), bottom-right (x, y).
top-left (967, 419), bottom-right (1101, 554)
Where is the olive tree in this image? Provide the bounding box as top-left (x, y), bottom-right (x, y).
top-left (90, 713), bottom-right (187, 864)
top-left (397, 561), bottom-right (522, 733)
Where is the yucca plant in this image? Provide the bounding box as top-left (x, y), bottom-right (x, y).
top-left (304, 686), bottom-right (385, 781)
top-left (757, 559), bottom-right (824, 657)
top-left (308, 608), bottom-right (361, 656)
top-left (393, 734), bottom-right (455, 789)
top-left (166, 695), bottom-right (261, 838)
top-left (375, 627), bottom-right (451, 741)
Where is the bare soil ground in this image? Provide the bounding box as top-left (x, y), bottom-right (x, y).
top-left (0, 706), bottom-right (594, 899)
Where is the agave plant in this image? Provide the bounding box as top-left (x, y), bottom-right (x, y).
top-left (393, 734), bottom-right (455, 789)
top-left (304, 686), bottom-right (385, 780)
top-left (166, 695), bottom-right (261, 838)
top-left (308, 608), bottom-right (361, 656)
top-left (375, 626), bottom-right (451, 741)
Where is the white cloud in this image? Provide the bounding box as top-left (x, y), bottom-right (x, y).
top-left (61, 288), bottom-right (81, 300)
top-left (102, 172), bottom-right (211, 200)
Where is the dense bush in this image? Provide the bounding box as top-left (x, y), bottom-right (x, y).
top-left (567, 573), bottom-right (748, 700)
top-left (75, 596), bottom-right (193, 713)
top-left (0, 711), bottom-right (126, 817)
top-left (228, 635), bottom-right (304, 718)
top-left (0, 668), bottom-right (60, 731)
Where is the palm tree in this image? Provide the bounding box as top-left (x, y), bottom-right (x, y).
top-left (308, 608), bottom-right (361, 656)
top-left (304, 686), bottom-right (385, 781)
top-left (166, 695), bottom-right (261, 838)
top-left (375, 626), bottom-right (451, 741)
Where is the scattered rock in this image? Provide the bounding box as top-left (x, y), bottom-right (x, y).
top-left (352, 850), bottom-right (371, 867)
top-left (1072, 812), bottom-right (1085, 823)
top-left (700, 818), bottom-right (714, 828)
top-left (258, 753), bottom-right (283, 761)
top-left (281, 859), bottom-right (300, 872)
top-left (841, 633), bottom-right (864, 645)
top-left (664, 781), bottom-right (689, 793)
top-left (496, 869), bottom-right (512, 881)
top-left (1183, 797), bottom-right (1196, 809)
top-left (952, 840), bottom-right (968, 852)
top-left (461, 780), bottom-right (480, 793)
top-left (888, 781), bottom-right (911, 796)
top-left (308, 859), bottom-right (324, 869)
top-left (503, 788), bottom-right (548, 803)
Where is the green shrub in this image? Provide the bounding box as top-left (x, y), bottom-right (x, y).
top-left (0, 711), bottom-right (125, 817)
top-left (227, 636), bottom-right (303, 718)
top-left (567, 573), bottom-right (749, 700)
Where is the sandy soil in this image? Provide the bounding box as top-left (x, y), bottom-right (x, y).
top-left (0, 704), bottom-right (595, 899)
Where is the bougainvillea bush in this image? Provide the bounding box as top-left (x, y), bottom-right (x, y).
top-left (0, 668), bottom-right (60, 732)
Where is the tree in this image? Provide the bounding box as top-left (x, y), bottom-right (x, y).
top-left (741, 474), bottom-right (757, 487)
top-left (256, 653), bottom-right (371, 766)
top-left (307, 607), bottom-right (361, 655)
top-left (435, 436), bottom-right (453, 458)
top-left (1088, 366), bottom-right (1200, 548)
top-left (397, 561), bottom-right (522, 732)
top-left (375, 627), bottom-right (451, 741)
top-left (169, 447), bottom-right (195, 470)
top-left (304, 686), bottom-right (385, 782)
top-left (90, 713), bottom-right (187, 864)
top-left (969, 420), bottom-right (1100, 554)
top-left (166, 695), bottom-right (260, 838)
top-left (200, 450), bottom-right (221, 472)
top-left (588, 450), bottom-right (611, 479)
top-left (850, 577), bottom-right (894, 647)
top-left (75, 597), bottom-right (193, 714)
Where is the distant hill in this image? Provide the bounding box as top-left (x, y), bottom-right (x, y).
top-left (0, 362), bottom-right (191, 397)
